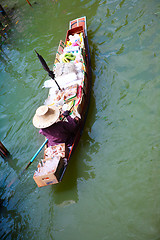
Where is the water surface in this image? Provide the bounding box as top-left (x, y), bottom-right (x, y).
top-left (0, 0), bottom-right (160, 239)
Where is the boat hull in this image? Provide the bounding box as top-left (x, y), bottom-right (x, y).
top-left (33, 17), bottom-right (91, 187)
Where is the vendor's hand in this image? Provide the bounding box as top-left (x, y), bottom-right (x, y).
top-left (62, 110), bottom-right (70, 117)
top-left (74, 116), bottom-right (80, 124)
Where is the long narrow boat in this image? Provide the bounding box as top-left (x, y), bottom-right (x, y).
top-left (33, 16), bottom-right (91, 187)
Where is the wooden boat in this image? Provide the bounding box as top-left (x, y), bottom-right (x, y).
top-left (33, 16), bottom-right (91, 187)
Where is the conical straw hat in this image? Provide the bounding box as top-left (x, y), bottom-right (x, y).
top-left (32, 105), bottom-right (59, 129)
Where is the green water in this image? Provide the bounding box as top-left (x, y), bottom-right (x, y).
top-left (0, 0), bottom-right (160, 239)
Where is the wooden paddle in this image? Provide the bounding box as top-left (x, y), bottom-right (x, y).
top-left (8, 139), bottom-right (48, 187)
top-left (35, 50), bottom-right (61, 91)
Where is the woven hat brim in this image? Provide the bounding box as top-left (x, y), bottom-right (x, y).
top-left (32, 106), bottom-right (59, 129)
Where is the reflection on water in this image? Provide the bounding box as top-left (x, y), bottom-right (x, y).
top-left (0, 0), bottom-right (160, 239)
top-left (0, 204), bottom-right (27, 239)
top-left (53, 137), bottom-right (96, 206)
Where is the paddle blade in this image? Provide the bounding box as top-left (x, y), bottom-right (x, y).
top-left (7, 139), bottom-right (48, 188)
top-left (7, 163), bottom-right (30, 188)
top-left (35, 50), bottom-right (61, 90)
top-left (35, 50), bottom-right (50, 73)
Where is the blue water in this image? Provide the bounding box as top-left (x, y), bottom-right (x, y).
top-left (0, 0), bottom-right (160, 239)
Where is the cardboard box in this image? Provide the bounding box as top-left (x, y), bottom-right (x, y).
top-left (33, 157), bottom-right (66, 187)
top-left (33, 172), bottom-right (59, 187)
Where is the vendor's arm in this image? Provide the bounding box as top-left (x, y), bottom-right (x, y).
top-left (65, 115), bottom-right (79, 133)
top-left (39, 128), bottom-right (47, 136)
top-left (67, 115), bottom-right (77, 126)
top-left (62, 110), bottom-right (78, 130)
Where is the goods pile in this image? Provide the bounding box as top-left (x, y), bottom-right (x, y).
top-left (34, 143), bottom-right (68, 177)
top-left (43, 32), bottom-right (86, 117)
top-left (34, 157), bottom-right (60, 176)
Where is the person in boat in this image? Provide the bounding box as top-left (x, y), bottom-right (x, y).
top-left (32, 105), bottom-right (80, 147)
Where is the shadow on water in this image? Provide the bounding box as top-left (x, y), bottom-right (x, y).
top-left (52, 135), bottom-right (96, 206)
top-left (52, 151), bottom-right (79, 205)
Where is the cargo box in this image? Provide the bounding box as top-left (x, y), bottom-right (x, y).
top-left (33, 157), bottom-right (66, 187)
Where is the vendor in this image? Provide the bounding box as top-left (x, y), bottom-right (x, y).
top-left (32, 105), bottom-right (79, 147)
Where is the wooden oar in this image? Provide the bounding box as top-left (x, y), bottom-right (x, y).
top-left (35, 50), bottom-right (61, 91)
top-left (8, 139), bottom-right (48, 187)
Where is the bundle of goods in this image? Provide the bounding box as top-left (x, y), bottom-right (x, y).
top-left (44, 143), bottom-right (68, 159)
top-left (60, 33), bottom-right (84, 63)
top-left (63, 46), bottom-right (81, 57)
top-left (66, 33), bottom-right (84, 48)
top-left (54, 62), bottom-right (77, 77)
top-left (64, 84), bottom-right (78, 102)
top-left (44, 84), bottom-right (78, 107)
top-left (53, 62), bottom-right (83, 88)
top-left (43, 61), bottom-right (84, 105)
top-left (34, 156), bottom-right (60, 177)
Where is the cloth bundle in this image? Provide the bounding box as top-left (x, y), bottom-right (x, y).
top-left (54, 62), bottom-right (76, 77)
